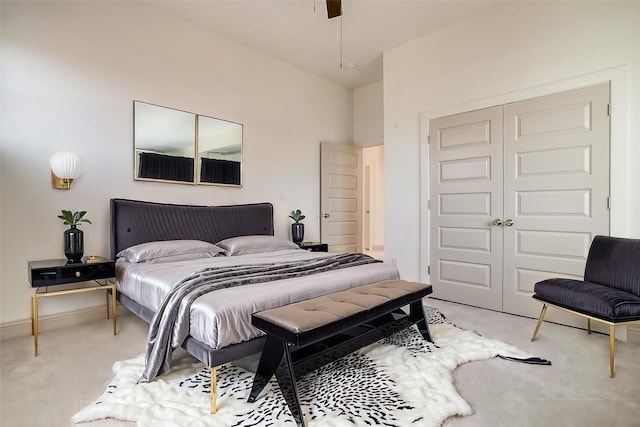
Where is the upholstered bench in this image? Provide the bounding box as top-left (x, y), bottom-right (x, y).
top-left (248, 280), bottom-right (433, 427)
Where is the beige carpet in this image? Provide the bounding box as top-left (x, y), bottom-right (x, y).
top-left (1, 299), bottom-right (639, 426)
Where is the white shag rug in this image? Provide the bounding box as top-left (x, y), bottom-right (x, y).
top-left (73, 308), bottom-right (549, 427)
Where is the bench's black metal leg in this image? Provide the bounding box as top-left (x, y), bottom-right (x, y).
top-left (409, 300), bottom-right (432, 342)
top-left (248, 335), bottom-right (285, 402)
top-left (275, 344), bottom-right (305, 427)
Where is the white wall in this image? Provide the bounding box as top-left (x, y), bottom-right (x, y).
top-left (354, 81), bottom-right (385, 252)
top-left (383, 1), bottom-right (640, 281)
top-left (353, 80), bottom-right (383, 147)
top-left (0, 1), bottom-right (352, 324)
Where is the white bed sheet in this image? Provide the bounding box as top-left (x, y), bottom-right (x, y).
top-left (116, 249), bottom-right (400, 349)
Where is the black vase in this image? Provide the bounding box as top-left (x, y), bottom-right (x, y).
top-left (64, 225), bottom-right (84, 263)
top-left (291, 223), bottom-right (304, 244)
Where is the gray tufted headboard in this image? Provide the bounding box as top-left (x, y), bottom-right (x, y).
top-left (110, 198), bottom-right (274, 259)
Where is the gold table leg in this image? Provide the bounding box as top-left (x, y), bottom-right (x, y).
top-left (106, 290), bottom-right (110, 319)
top-left (111, 286), bottom-right (117, 335)
top-left (31, 283), bottom-right (117, 356)
top-left (32, 294), bottom-right (39, 356)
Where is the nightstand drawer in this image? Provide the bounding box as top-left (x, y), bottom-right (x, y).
top-left (297, 243), bottom-right (328, 252)
top-left (28, 259), bottom-right (115, 287)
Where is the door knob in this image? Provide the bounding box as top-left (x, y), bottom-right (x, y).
top-left (492, 218), bottom-right (503, 226)
top-left (504, 219), bottom-right (514, 227)
top-left (322, 213), bottom-right (330, 218)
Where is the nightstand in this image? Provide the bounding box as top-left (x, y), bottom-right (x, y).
top-left (297, 242), bottom-right (328, 252)
top-left (28, 257), bottom-right (116, 356)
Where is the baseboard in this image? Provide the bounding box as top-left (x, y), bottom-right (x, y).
top-left (627, 325), bottom-right (640, 345)
top-left (0, 304), bottom-right (129, 342)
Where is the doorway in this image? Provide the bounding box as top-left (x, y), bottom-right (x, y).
top-left (363, 145), bottom-right (384, 260)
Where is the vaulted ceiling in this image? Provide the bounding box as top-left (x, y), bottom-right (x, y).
top-left (143, 0), bottom-right (502, 89)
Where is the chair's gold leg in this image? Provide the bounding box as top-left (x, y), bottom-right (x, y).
top-left (531, 304), bottom-right (548, 342)
top-left (609, 325), bottom-right (615, 378)
top-left (210, 366), bottom-right (218, 414)
top-left (587, 318), bottom-right (591, 334)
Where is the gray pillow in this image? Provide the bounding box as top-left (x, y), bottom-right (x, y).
top-left (216, 235), bottom-right (300, 256)
top-left (117, 240), bottom-right (225, 263)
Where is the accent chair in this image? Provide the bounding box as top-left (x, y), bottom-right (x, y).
top-left (530, 235), bottom-right (640, 378)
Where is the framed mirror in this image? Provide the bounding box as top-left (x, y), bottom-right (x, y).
top-left (197, 115), bottom-right (242, 186)
top-left (133, 101), bottom-right (243, 186)
top-left (134, 101), bottom-right (196, 183)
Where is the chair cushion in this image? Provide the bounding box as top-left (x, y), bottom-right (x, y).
top-left (534, 278), bottom-right (640, 322)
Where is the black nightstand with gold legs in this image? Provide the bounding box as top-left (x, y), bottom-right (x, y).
top-left (28, 257), bottom-right (117, 356)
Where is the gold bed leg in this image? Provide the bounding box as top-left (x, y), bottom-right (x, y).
top-left (210, 366), bottom-right (218, 414)
top-left (587, 318), bottom-right (591, 334)
top-left (531, 304), bottom-right (548, 342)
top-left (609, 325), bottom-right (615, 378)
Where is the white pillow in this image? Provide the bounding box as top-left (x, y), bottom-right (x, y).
top-left (216, 235), bottom-right (299, 256)
top-left (117, 240), bottom-right (225, 263)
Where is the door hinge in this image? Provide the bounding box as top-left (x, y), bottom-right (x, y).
top-left (607, 104), bottom-right (611, 116)
top-left (427, 199), bottom-right (431, 210)
top-left (427, 266), bottom-right (431, 275)
top-left (607, 196), bottom-right (611, 210)
top-left (427, 134), bottom-right (431, 144)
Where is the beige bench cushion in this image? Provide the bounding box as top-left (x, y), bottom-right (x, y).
top-left (253, 280), bottom-right (429, 334)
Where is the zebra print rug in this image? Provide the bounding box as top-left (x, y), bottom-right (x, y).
top-left (72, 307), bottom-right (549, 426)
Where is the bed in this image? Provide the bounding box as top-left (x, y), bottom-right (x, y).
top-left (110, 198), bottom-right (401, 385)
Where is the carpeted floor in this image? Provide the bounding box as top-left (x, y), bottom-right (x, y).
top-left (1, 299), bottom-right (639, 426)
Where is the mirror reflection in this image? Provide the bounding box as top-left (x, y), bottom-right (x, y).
top-left (133, 101), bottom-right (243, 186)
top-left (197, 115), bottom-right (242, 185)
top-left (134, 102), bottom-right (196, 183)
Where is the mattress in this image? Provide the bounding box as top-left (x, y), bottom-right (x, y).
top-left (116, 249), bottom-right (399, 350)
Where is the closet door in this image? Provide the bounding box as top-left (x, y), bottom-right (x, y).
top-left (429, 106), bottom-right (504, 311)
top-left (502, 83), bottom-right (611, 318)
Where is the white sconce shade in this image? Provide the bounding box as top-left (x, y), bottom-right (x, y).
top-left (50, 151), bottom-right (82, 190)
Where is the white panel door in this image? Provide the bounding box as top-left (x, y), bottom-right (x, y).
top-left (429, 83), bottom-right (610, 320)
top-left (364, 165), bottom-right (371, 251)
top-left (429, 106), bottom-right (504, 311)
top-left (320, 142), bottom-right (362, 253)
top-left (502, 83), bottom-right (610, 319)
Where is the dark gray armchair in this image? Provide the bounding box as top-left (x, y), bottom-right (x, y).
top-left (531, 235), bottom-right (640, 378)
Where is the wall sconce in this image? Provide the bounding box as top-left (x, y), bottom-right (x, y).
top-left (49, 151), bottom-right (82, 190)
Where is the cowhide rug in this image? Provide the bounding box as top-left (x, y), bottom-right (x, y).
top-left (72, 307), bottom-right (550, 426)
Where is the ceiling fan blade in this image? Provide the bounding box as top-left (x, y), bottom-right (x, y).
top-left (326, 0), bottom-right (342, 19)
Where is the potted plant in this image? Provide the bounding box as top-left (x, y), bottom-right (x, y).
top-left (58, 210), bottom-right (91, 263)
top-left (288, 209), bottom-right (305, 243)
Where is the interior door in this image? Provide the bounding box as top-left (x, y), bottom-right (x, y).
top-left (364, 165), bottom-right (371, 251)
top-left (320, 142), bottom-right (362, 253)
top-left (502, 83), bottom-right (611, 319)
top-left (429, 106), bottom-right (504, 311)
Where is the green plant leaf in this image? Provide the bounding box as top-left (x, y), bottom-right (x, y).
top-left (288, 209), bottom-right (305, 223)
top-left (58, 209), bottom-right (91, 225)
